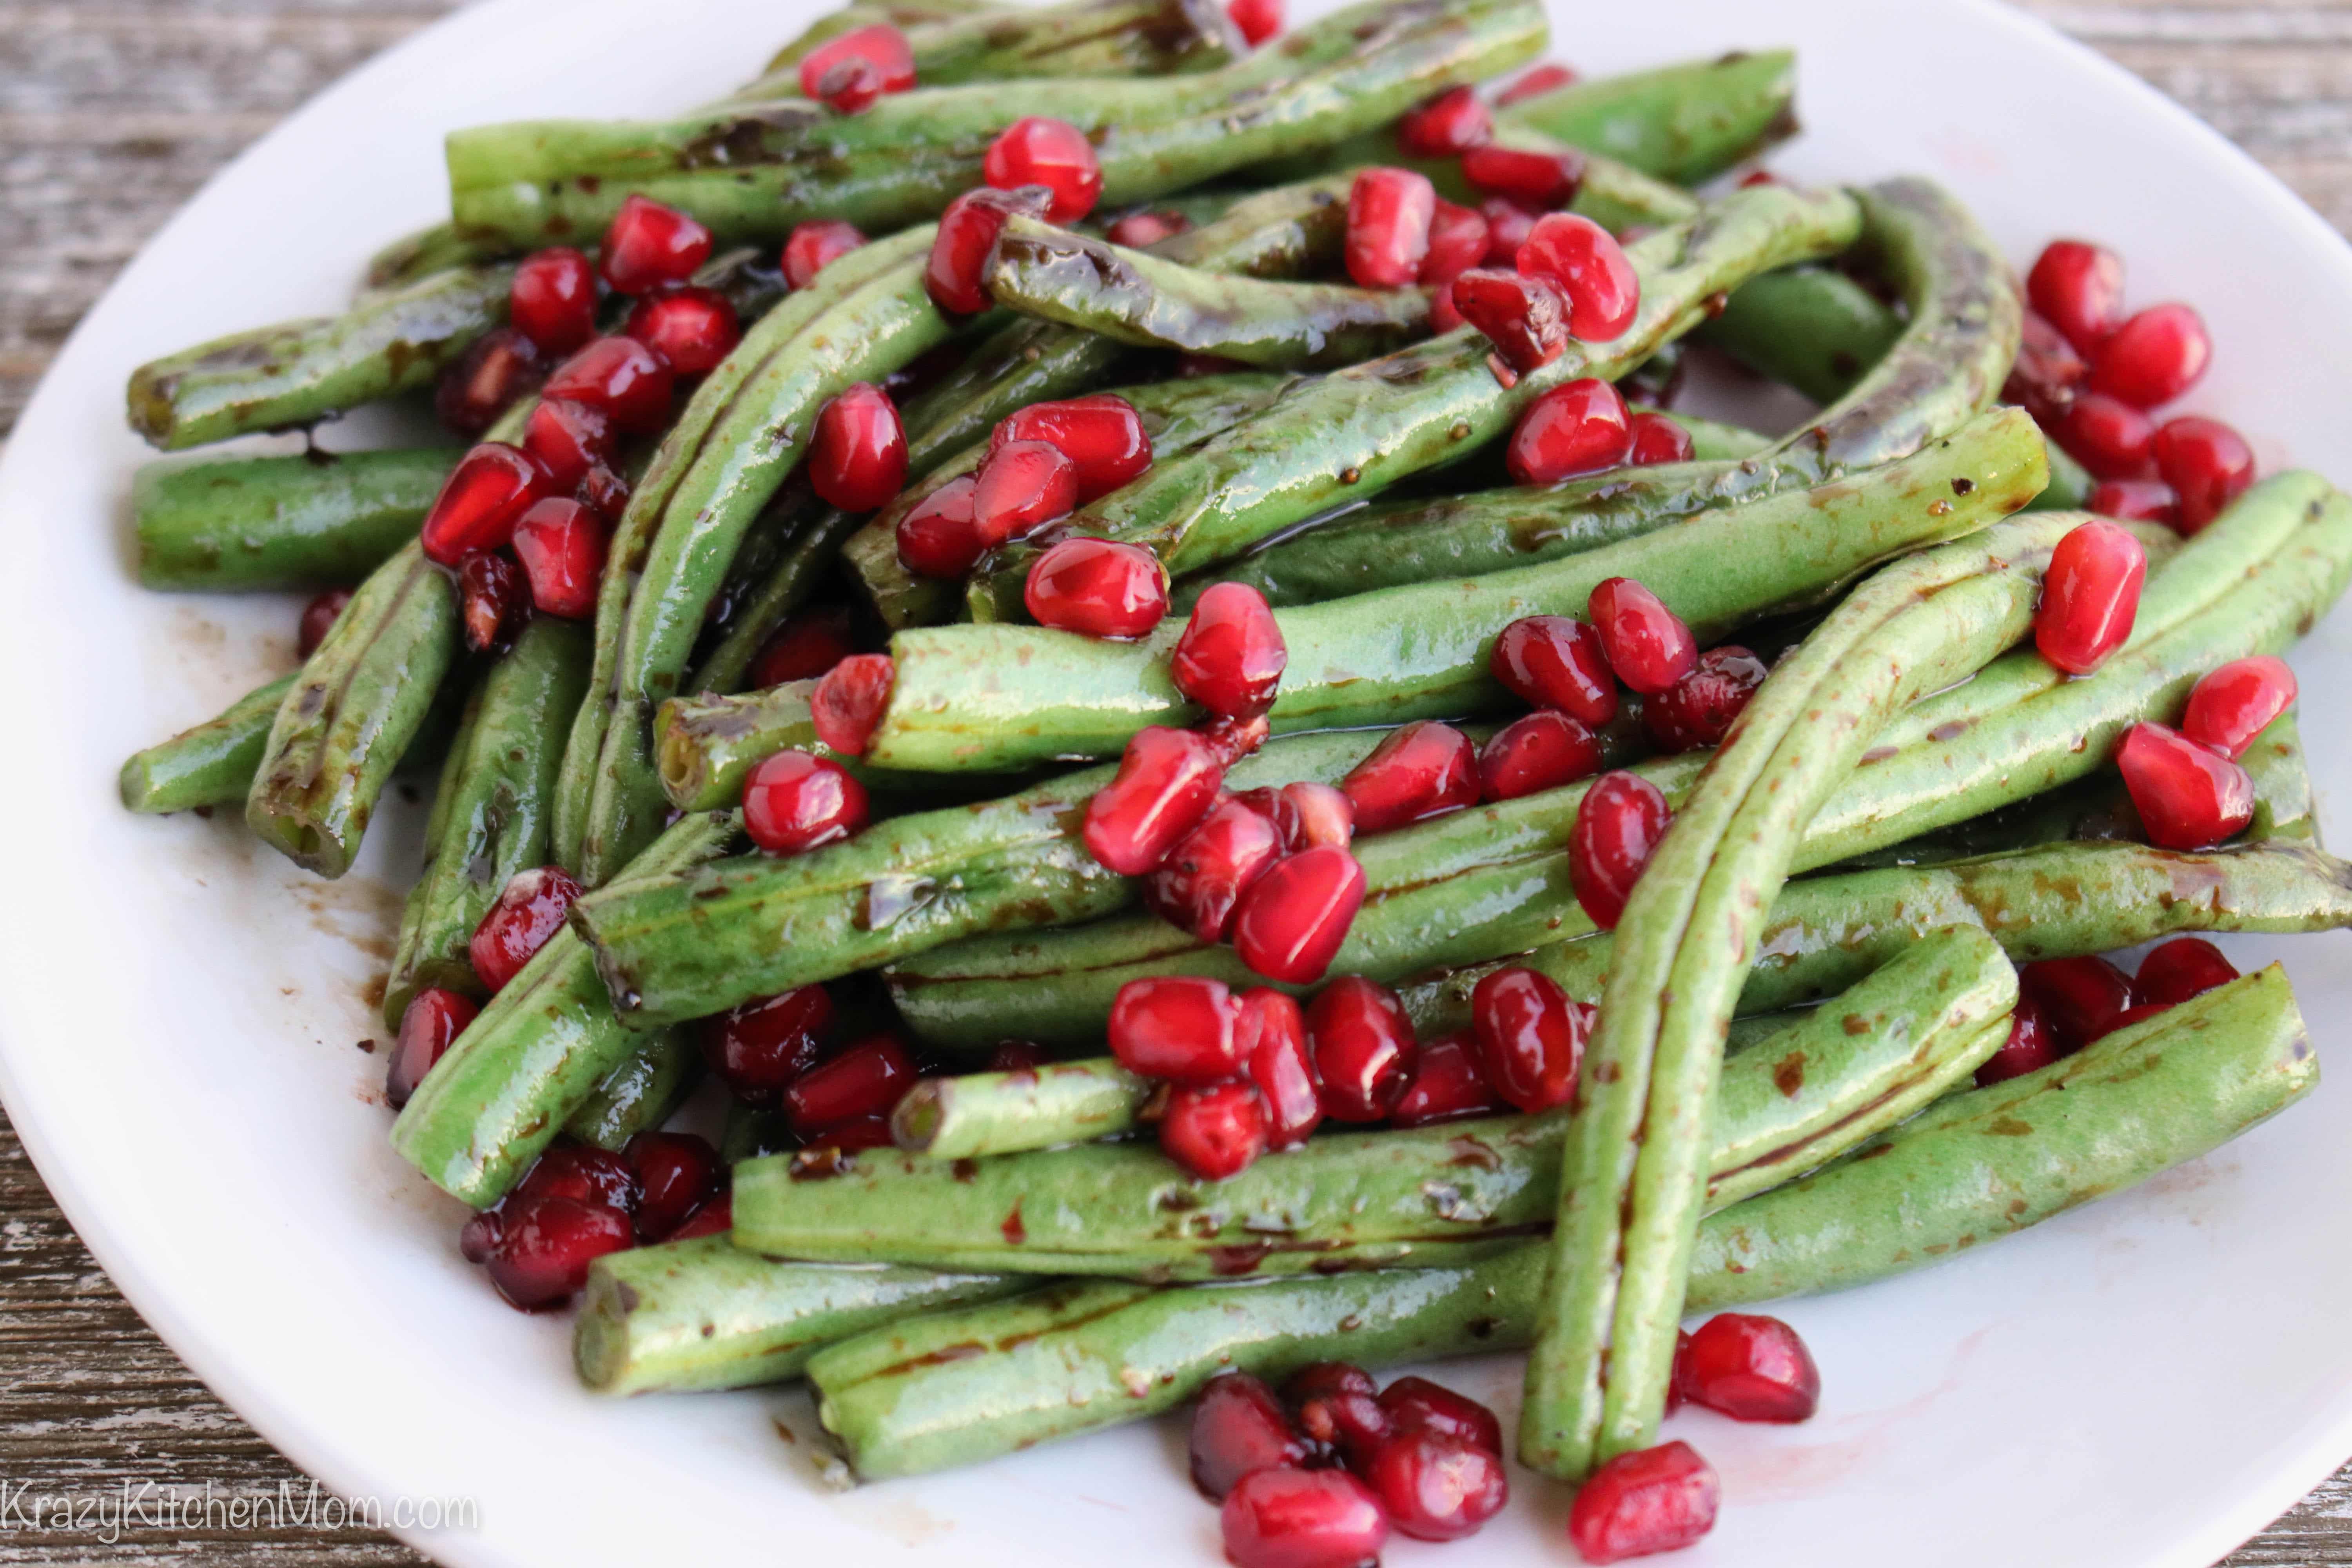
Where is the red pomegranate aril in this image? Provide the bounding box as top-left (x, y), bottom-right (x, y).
top-left (486, 1195), bottom-right (633, 1310)
top-left (1471, 965), bottom-right (1586, 1113)
top-left (544, 336), bottom-right (674, 434)
top-left (1221, 1467), bottom-right (1390, 1568)
top-left (1450, 267), bottom-right (1570, 371)
top-left (750, 604), bottom-right (857, 688)
top-left (1084, 725), bottom-right (1225, 875)
top-left (699, 985), bottom-right (835, 1103)
top-left (421, 442), bottom-right (550, 564)
top-left (2058, 392), bottom-right (2157, 481)
top-left (2020, 955), bottom-right (2137, 1051)
top-left (1345, 167), bottom-right (1437, 290)
top-left (1975, 994), bottom-right (2059, 1087)
top-left (1497, 61), bottom-right (1577, 104)
top-left (1203, 712), bottom-right (1271, 765)
top-left (1389, 1033), bottom-right (1502, 1128)
top-left (1191, 1374), bottom-right (1314, 1499)
top-left (973, 439), bottom-right (1079, 546)
top-left (385, 986), bottom-right (479, 1108)
top-left (577, 462), bottom-right (631, 516)
top-left (926, 185), bottom-right (1054, 314)
top-left (896, 474), bottom-right (984, 578)
top-left (2004, 309), bottom-right (2090, 427)
top-left (782, 219), bottom-right (867, 289)
top-left (1340, 720), bottom-right (1479, 835)
top-left (1420, 200), bottom-right (1490, 288)
top-left (459, 1208), bottom-right (504, 1265)
top-left (1106, 209), bottom-right (1192, 248)
top-left (1287, 1362), bottom-right (1378, 1406)
top-left (1239, 987), bottom-right (1321, 1148)
top-left (469, 866), bottom-right (583, 993)
top-left (1478, 710), bottom-right (1601, 801)
top-left (2090, 302), bottom-right (2212, 408)
top-left (808, 383), bottom-right (908, 512)
top-left (522, 399), bottom-right (614, 492)
top-left (511, 497), bottom-right (607, 619)
top-left (1147, 796), bottom-right (1285, 943)
top-left (2183, 655), bottom-right (2298, 758)
top-left (1572, 769), bottom-right (1671, 930)
top-left (437, 327), bottom-right (545, 436)
top-left (744, 749), bottom-right (870, 854)
top-left (1274, 781), bottom-right (1355, 851)
top-left (1509, 377), bottom-right (1633, 485)
top-left (1227, 0), bottom-right (1281, 44)
top-left (2036, 519), bottom-right (2146, 675)
top-left (1381, 1375), bottom-right (1503, 1455)
top-left (1234, 845), bottom-right (1366, 984)
top-left (1480, 198), bottom-right (1538, 266)
top-left (297, 589), bottom-right (350, 659)
top-left (1171, 581), bottom-right (1287, 717)
top-left (1025, 537), bottom-right (1168, 639)
top-left (2027, 240), bottom-right (2127, 355)
top-left (600, 194), bottom-right (712, 295)
top-left (2118, 721), bottom-right (2255, 850)
top-left (626, 1131), bottom-right (720, 1244)
top-left (1161, 1079), bottom-right (1270, 1181)
top-left (670, 1193), bottom-right (733, 1241)
top-left (1626, 412), bottom-right (1694, 466)
top-left (1109, 975), bottom-right (1243, 1083)
top-left (510, 247), bottom-right (600, 354)
top-left (1304, 976), bottom-right (1414, 1123)
top-left (1680, 1312), bottom-right (1820, 1422)
top-left (1517, 213), bottom-right (1640, 340)
top-left (1461, 144), bottom-right (1586, 209)
top-left (624, 286), bottom-right (740, 377)
top-left (1367, 1429), bottom-right (1506, 1543)
top-left (2137, 936), bottom-right (2241, 1008)
top-left (1589, 576), bottom-right (1697, 694)
top-left (782, 1034), bottom-right (916, 1135)
top-left (984, 116), bottom-right (1103, 221)
top-left (799, 22), bottom-right (917, 111)
top-left (1491, 613), bottom-right (1617, 724)
top-left (514, 1140), bottom-right (639, 1214)
top-left (459, 550), bottom-right (527, 652)
top-left (1397, 85), bottom-right (1493, 158)
top-left (2151, 416), bottom-right (2256, 532)
top-left (811, 653), bottom-right (895, 756)
top-left (1645, 645), bottom-right (1767, 753)
top-left (1568, 1441), bottom-right (1720, 1564)
top-left (993, 393), bottom-right (1153, 502)
top-left (2088, 479), bottom-right (2180, 529)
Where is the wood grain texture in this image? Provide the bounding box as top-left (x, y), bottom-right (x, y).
top-left (4, 2), bottom-right (2352, 1563)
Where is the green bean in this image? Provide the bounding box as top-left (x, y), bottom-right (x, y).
top-left (364, 225), bottom-right (515, 293)
top-left (133, 448), bottom-right (452, 592)
top-left (1498, 51), bottom-right (1798, 185)
top-left (126, 264), bottom-right (512, 451)
top-left (562, 1031), bottom-right (701, 1150)
top-left (808, 965), bottom-right (2308, 1480)
top-left (1696, 265), bottom-right (1903, 404)
top-left (735, 928), bottom-right (2013, 1279)
top-left (120, 675), bottom-right (299, 815)
top-left (889, 1058), bottom-right (1155, 1160)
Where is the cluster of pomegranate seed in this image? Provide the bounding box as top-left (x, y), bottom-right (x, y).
top-left (378, 865), bottom-right (581, 1107)
top-left (1190, 1365), bottom-right (1508, 1566)
top-left (1507, 380), bottom-right (1693, 487)
top-left (696, 982), bottom-right (922, 1158)
top-left (799, 22), bottom-right (918, 113)
top-left (920, 120), bottom-right (1100, 314)
top-left (1976, 936), bottom-right (2243, 1085)
top-left (2008, 238), bottom-right (2254, 534)
top-left (2121, 652), bottom-right (2290, 850)
top-left (458, 1133), bottom-right (727, 1311)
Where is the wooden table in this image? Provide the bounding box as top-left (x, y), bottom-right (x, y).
top-left (3, 1), bottom-right (2349, 1561)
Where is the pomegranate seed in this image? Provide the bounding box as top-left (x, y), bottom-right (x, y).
top-left (2151, 416), bottom-right (2256, 532)
top-left (670, 1193), bottom-right (733, 1240)
top-left (514, 1141), bottom-right (639, 1214)
top-left (983, 116), bottom-right (1102, 222)
top-left (1644, 645), bottom-right (1767, 753)
top-left (699, 985), bottom-right (835, 1103)
top-left (2020, 955), bottom-right (2137, 1050)
top-left (1227, 0), bottom-right (1282, 47)
top-left (1344, 168), bottom-right (1437, 290)
top-left (811, 653), bottom-right (894, 756)
top-left (2058, 392), bottom-right (2157, 482)
top-left (1106, 209), bottom-right (1192, 248)
top-left (2090, 303), bottom-right (2211, 408)
top-left (1287, 1361), bottom-right (1377, 1405)
top-left (1233, 845), bottom-right (1367, 984)
top-left (599, 195), bottom-right (711, 296)
top-left (750, 604), bottom-right (857, 688)
top-left (2184, 655), bottom-right (2297, 758)
top-left (1471, 965), bottom-right (1586, 1113)
top-left (1449, 268), bottom-right (1569, 371)
top-left (1397, 85), bottom-right (1493, 158)
top-left (1517, 214), bottom-right (1641, 341)
top-left (522, 399), bottom-right (615, 492)
top-left (1737, 169), bottom-right (1779, 187)
top-left (989, 1040), bottom-right (1050, 1073)
top-left (485, 1194), bottom-right (633, 1310)
top-left (577, 463), bottom-right (631, 517)
top-left (1146, 796), bottom-right (1286, 942)
top-left (1367, 1428), bottom-right (1506, 1541)
top-left (1390, 1032), bottom-right (1503, 1127)
top-left (1381, 1375), bottom-right (1503, 1454)
top-left (1588, 577), bottom-right (1696, 694)
top-left (511, 497), bottom-right (607, 619)
top-left (626, 1131), bottom-right (720, 1244)
top-left (744, 749), bottom-right (870, 854)
top-left (895, 474), bottom-right (984, 578)
top-left (1509, 377), bottom-right (1633, 485)
top-left (436, 328), bottom-right (544, 437)
top-left (2004, 309), bottom-right (2089, 428)
top-left (1304, 976), bottom-right (1413, 1123)
top-left (1303, 1392), bottom-right (1393, 1474)
top-left (1478, 710), bottom-right (1601, 800)
top-left (421, 443), bottom-right (550, 564)
top-left (2088, 479), bottom-right (2180, 529)
top-left (624, 286), bottom-right (739, 376)
top-left (1084, 725), bottom-right (1225, 875)
top-left (1109, 976), bottom-right (1243, 1083)
top-left (974, 439), bottom-right (1079, 546)
top-left (782, 1034), bottom-right (916, 1135)
top-left (2137, 936), bottom-right (2241, 1008)
top-left (468, 866), bottom-right (583, 993)
top-left (458, 550), bottom-right (528, 652)
top-left (926, 185), bottom-right (1054, 315)
top-left (1191, 1374), bottom-right (1314, 1499)
top-left (297, 589), bottom-right (350, 659)
top-left (510, 247), bottom-right (599, 354)
top-left (1569, 1441), bottom-right (1720, 1564)
top-left (1492, 615), bottom-right (1617, 725)
top-left (1171, 582), bottom-right (1288, 717)
top-left (1681, 1312), bottom-right (1821, 1422)
top-left (1340, 721), bottom-right (1479, 835)
top-left (2027, 240), bottom-right (2127, 355)
top-left (2035, 519), bottom-right (2145, 675)
top-left (1221, 1467), bottom-right (1390, 1568)
top-left (1497, 61), bottom-right (1577, 104)
top-left (544, 336), bottom-right (674, 434)
top-left (1419, 200), bottom-right (1490, 289)
top-left (1239, 987), bottom-right (1321, 1148)
top-left (1025, 537), bottom-right (1167, 639)
top-left (1461, 144), bottom-right (1586, 209)
top-left (2118, 721), bottom-right (2255, 850)
top-left (799, 23), bottom-right (917, 112)
top-left (782, 220), bottom-right (867, 289)
top-left (1203, 712), bottom-right (1270, 765)
top-left (1161, 1079), bottom-right (1270, 1180)
top-left (1626, 412), bottom-right (1693, 466)
top-left (1274, 781), bottom-right (1354, 851)
top-left (1572, 770), bottom-right (1671, 930)
top-left (1974, 994), bottom-right (2059, 1087)
top-left (385, 986), bottom-right (479, 1108)
top-left (1480, 199), bottom-right (1539, 266)
top-left (459, 1208), bottom-right (504, 1265)
top-left (808, 383), bottom-right (908, 512)
top-left (993, 393), bottom-right (1153, 503)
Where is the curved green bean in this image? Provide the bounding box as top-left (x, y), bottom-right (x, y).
top-left (120, 675), bottom-right (299, 815)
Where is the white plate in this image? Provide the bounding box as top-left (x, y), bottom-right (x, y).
top-left (4, 0), bottom-right (2351, 1563)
